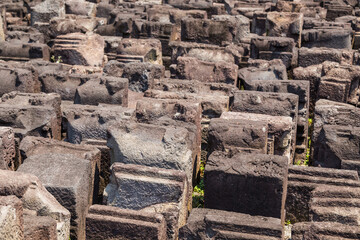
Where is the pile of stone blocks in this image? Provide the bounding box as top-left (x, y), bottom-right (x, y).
top-left (0, 0), bottom-right (359, 239)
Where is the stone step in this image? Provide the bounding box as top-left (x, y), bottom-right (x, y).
top-left (310, 206), bottom-right (360, 226)
top-left (289, 174), bottom-right (360, 187)
top-left (311, 197), bottom-right (360, 208)
top-left (214, 230), bottom-right (281, 240)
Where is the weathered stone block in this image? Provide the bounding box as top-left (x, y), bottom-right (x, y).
top-left (208, 118), bottom-right (268, 155)
top-left (0, 170), bottom-right (71, 240)
top-left (0, 195), bottom-right (23, 240)
top-left (52, 32), bottom-right (104, 67)
top-left (0, 127), bottom-right (16, 170)
top-left (65, 0), bottom-right (97, 17)
top-left (86, 205), bottom-right (167, 240)
top-left (74, 76), bottom-right (129, 107)
top-left (302, 28), bottom-right (352, 49)
top-left (179, 208), bottom-right (283, 240)
top-left (24, 215), bottom-right (57, 240)
top-left (107, 121), bottom-right (194, 181)
top-left (0, 92), bottom-right (62, 140)
top-left (0, 42), bottom-right (50, 62)
top-left (317, 76), bottom-right (352, 103)
top-left (173, 56), bottom-right (238, 85)
top-left (205, 151), bottom-right (288, 222)
top-left (104, 60), bottom-right (165, 92)
top-left (31, 0), bottom-right (65, 25)
top-left (18, 153), bottom-right (92, 240)
top-left (104, 163), bottom-right (188, 239)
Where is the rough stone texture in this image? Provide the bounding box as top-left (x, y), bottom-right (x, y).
top-left (24, 215), bottom-right (57, 240)
top-left (17, 153), bottom-right (92, 240)
top-left (107, 121), bottom-right (194, 181)
top-left (86, 205), bottom-right (167, 240)
top-left (221, 112), bottom-right (293, 159)
top-left (302, 28), bottom-right (352, 49)
top-left (0, 91), bottom-right (62, 140)
top-left (0, 170), bottom-right (71, 240)
top-left (0, 195), bottom-right (24, 240)
top-left (313, 125), bottom-right (360, 169)
top-left (52, 32), bottom-right (104, 67)
top-left (62, 101), bottom-right (134, 144)
top-left (179, 208), bottom-right (283, 240)
top-left (0, 127), bottom-right (16, 170)
top-left (19, 136), bottom-right (101, 204)
top-left (65, 0), bottom-right (97, 17)
top-left (292, 221), bottom-right (360, 240)
top-left (286, 165), bottom-right (360, 223)
top-left (205, 151), bottom-right (288, 223)
top-left (74, 76), bottom-right (129, 107)
top-left (104, 163), bottom-right (188, 239)
top-left (208, 118), bottom-right (268, 155)
top-left (104, 60), bottom-right (165, 92)
top-left (312, 100), bottom-right (360, 156)
top-left (298, 47), bottom-right (352, 67)
top-left (31, 0), bottom-right (65, 25)
top-left (181, 15), bottom-right (249, 45)
top-left (173, 56), bottom-right (238, 85)
top-left (0, 42), bottom-right (50, 62)
top-left (266, 12), bottom-right (303, 46)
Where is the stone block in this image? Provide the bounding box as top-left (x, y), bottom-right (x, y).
top-left (24, 215), bottom-right (57, 240)
top-left (317, 76), bottom-right (352, 103)
top-left (62, 101), bottom-right (133, 143)
top-left (31, 0), bottom-right (65, 25)
top-left (74, 76), bottom-right (129, 107)
top-left (179, 208), bottom-right (283, 240)
top-left (221, 112), bottom-right (293, 159)
top-left (104, 163), bottom-right (189, 239)
top-left (86, 205), bottom-right (167, 240)
top-left (298, 47), bottom-right (351, 67)
top-left (107, 121), bottom-right (194, 181)
top-left (19, 136), bottom-right (101, 204)
top-left (18, 153), bottom-right (92, 240)
top-left (65, 0), bottom-right (97, 17)
top-left (52, 32), bottom-right (104, 67)
top-left (0, 92), bottom-right (62, 140)
top-left (104, 60), bottom-right (165, 92)
top-left (0, 42), bottom-right (50, 62)
top-left (0, 170), bottom-right (71, 240)
top-left (302, 28), bottom-right (352, 49)
top-left (208, 118), bottom-right (269, 155)
top-left (205, 151), bottom-right (288, 223)
top-left (292, 222), bottom-right (360, 240)
top-left (0, 195), bottom-right (23, 240)
top-left (0, 127), bottom-right (16, 170)
top-left (173, 56), bottom-right (238, 85)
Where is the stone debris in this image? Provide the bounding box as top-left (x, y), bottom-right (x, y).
top-left (0, 0), bottom-right (360, 239)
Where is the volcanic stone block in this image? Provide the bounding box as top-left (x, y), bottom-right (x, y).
top-left (238, 59), bottom-right (288, 84)
top-left (292, 222), bottom-right (360, 240)
top-left (19, 136), bottom-right (101, 204)
top-left (313, 125), bottom-right (360, 169)
top-left (286, 165), bottom-right (360, 223)
top-left (0, 92), bottom-right (62, 140)
top-left (86, 205), bottom-right (167, 240)
top-left (298, 47), bottom-right (349, 67)
top-left (181, 15), bottom-right (249, 45)
top-left (309, 185), bottom-right (360, 226)
top-left (62, 101), bottom-right (133, 143)
top-left (18, 153), bottom-right (92, 240)
top-left (266, 12), bottom-right (303, 46)
top-left (107, 122), bottom-right (194, 181)
top-left (0, 195), bottom-right (23, 240)
top-left (0, 42), bottom-right (50, 62)
top-left (31, 0), bottom-right (65, 25)
top-left (313, 100), bottom-right (360, 146)
top-left (65, 0), bottom-right (97, 17)
top-left (52, 32), bottom-right (104, 67)
top-left (108, 38), bottom-right (163, 65)
top-left (173, 56), bottom-right (238, 85)
top-left (0, 170), bottom-right (71, 240)
top-left (104, 60), bottom-right (165, 92)
top-left (104, 163), bottom-right (188, 239)
top-left (0, 127), bottom-right (16, 170)
top-left (0, 66), bottom-right (40, 96)
top-left (74, 76), bottom-right (128, 107)
top-left (250, 36), bottom-right (297, 68)
top-left (302, 28), bottom-right (352, 49)
top-left (208, 118), bottom-right (268, 155)
top-left (24, 215), bottom-right (57, 240)
top-left (179, 208), bottom-right (283, 240)
top-left (221, 112), bottom-right (293, 159)
top-left (205, 151), bottom-right (288, 223)
top-left (317, 76), bottom-right (352, 103)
